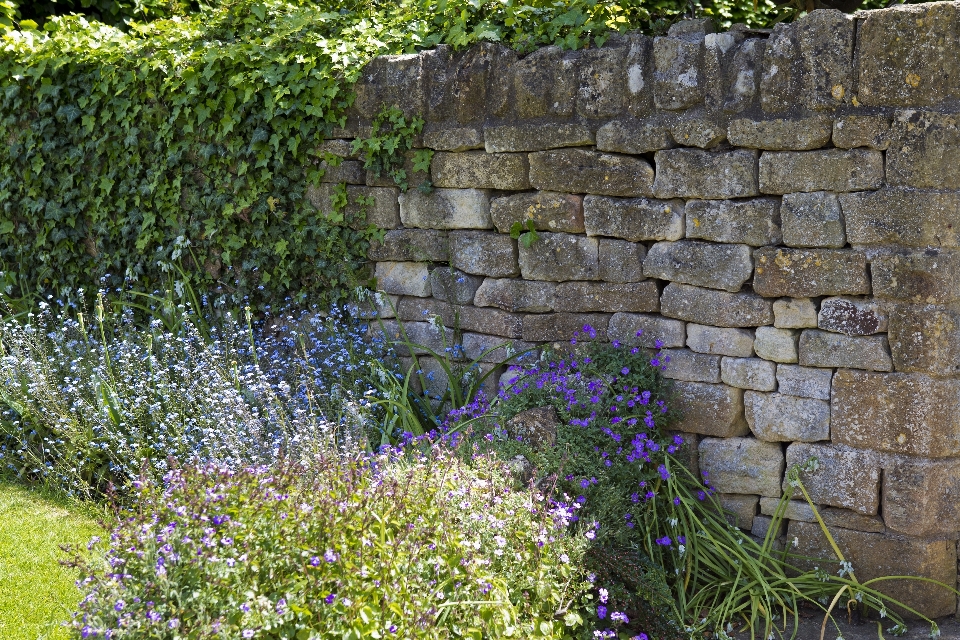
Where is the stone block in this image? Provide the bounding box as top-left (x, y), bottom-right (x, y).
top-left (513, 45), bottom-right (577, 119)
top-left (788, 521), bottom-right (957, 618)
top-left (832, 115), bottom-right (891, 150)
top-left (599, 239), bottom-right (647, 283)
top-left (354, 53), bottom-right (426, 118)
top-left (395, 297), bottom-right (454, 325)
top-left (661, 348), bottom-right (722, 384)
top-left (754, 326), bottom-right (798, 364)
top-left (317, 138), bottom-right (357, 159)
top-left (773, 298), bottom-right (818, 329)
top-left (797, 329), bottom-right (891, 371)
top-left (449, 231), bottom-right (519, 278)
top-left (840, 188), bottom-right (960, 248)
top-left (668, 114), bottom-right (726, 149)
top-left (576, 45), bottom-right (627, 118)
top-left (459, 306), bottom-right (525, 339)
top-left (554, 281), bottom-right (660, 314)
top-left (776, 365), bottom-right (832, 400)
top-left (653, 149), bottom-right (759, 200)
top-left (758, 499), bottom-right (885, 534)
top-left (832, 370), bottom-right (960, 457)
top-left (431, 151), bottom-right (530, 191)
top-left (583, 196), bottom-right (684, 242)
top-left (378, 320), bottom-right (454, 357)
top-left (462, 333), bottom-right (538, 365)
top-left (883, 457), bottom-right (960, 538)
top-left (399, 188), bottom-right (492, 230)
top-left (727, 116), bottom-right (832, 151)
top-left (306, 184), bottom-right (401, 230)
top-left (751, 515), bottom-right (787, 542)
top-left (660, 283), bottom-right (773, 328)
top-left (375, 262), bottom-right (431, 297)
top-left (653, 36), bottom-right (703, 110)
top-left (753, 248), bottom-right (870, 298)
top-left (422, 127), bottom-right (484, 152)
top-left (888, 305), bottom-right (960, 375)
top-left (856, 1), bottom-right (960, 108)
top-left (721, 38), bottom-right (763, 115)
top-left (746, 392), bottom-right (830, 443)
top-left (484, 124), bottom-right (594, 153)
top-left (872, 249), bottom-right (960, 304)
top-left (718, 494), bottom-right (759, 530)
top-left (529, 149), bottom-right (655, 197)
top-left (319, 160), bottom-right (366, 184)
top-left (674, 384), bottom-right (748, 438)
top-left (795, 10), bottom-right (854, 111)
top-left (518, 232), bottom-right (599, 282)
top-left (760, 24), bottom-right (801, 114)
top-left (429, 268), bottom-right (484, 305)
top-left (522, 313), bottom-right (609, 342)
top-left (490, 191), bottom-right (584, 235)
top-left (396, 356), bottom-right (451, 404)
top-left (686, 324), bottom-right (755, 358)
top-left (702, 31), bottom-right (743, 115)
top-left (368, 229), bottom-right (448, 263)
top-left (699, 437), bottom-right (783, 497)
top-left (721, 357), bottom-right (777, 391)
top-left (595, 119), bottom-right (674, 155)
top-left (438, 43), bottom-right (516, 124)
top-left (473, 278), bottom-right (556, 313)
top-left (685, 198), bottom-right (781, 247)
top-left (784, 443), bottom-right (879, 514)
top-left (889, 110), bottom-right (960, 187)
top-left (817, 297), bottom-right (887, 336)
top-left (507, 406), bottom-right (559, 449)
top-left (758, 149), bottom-right (884, 194)
top-left (624, 33), bottom-right (655, 118)
top-left (348, 293), bottom-right (398, 320)
top-left (607, 313), bottom-right (686, 348)
top-left (780, 192), bottom-right (845, 248)
top-left (644, 241), bottom-right (753, 292)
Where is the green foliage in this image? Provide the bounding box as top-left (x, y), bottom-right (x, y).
top-left (510, 219), bottom-right (538, 248)
top-left (352, 105), bottom-right (432, 192)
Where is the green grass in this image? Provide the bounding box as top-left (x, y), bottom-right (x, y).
top-left (0, 482), bottom-right (106, 640)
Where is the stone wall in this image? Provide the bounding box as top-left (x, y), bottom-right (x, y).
top-left (320, 2), bottom-right (960, 617)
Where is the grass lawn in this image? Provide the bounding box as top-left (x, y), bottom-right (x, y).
top-left (0, 482), bottom-right (105, 640)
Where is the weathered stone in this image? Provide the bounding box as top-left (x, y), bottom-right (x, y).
top-left (751, 515), bottom-right (786, 542)
top-left (576, 45), bottom-right (627, 119)
top-left (473, 278), bottom-right (555, 313)
top-left (758, 499), bottom-right (885, 533)
top-left (746, 392), bottom-right (830, 442)
top-left (306, 184), bottom-right (401, 229)
top-left (319, 160), bottom-right (366, 184)
top-left (727, 117), bottom-right (832, 151)
top-left (490, 192), bottom-right (584, 235)
top-left (429, 268), bottom-right (484, 305)
top-left (686, 324), bottom-right (755, 358)
top-left (856, 2), bottom-right (960, 108)
top-left (702, 32), bottom-right (743, 115)
top-left (721, 38), bottom-right (763, 115)
top-left (660, 283), bottom-right (773, 328)
top-left (348, 293), bottom-right (398, 320)
top-left (554, 281), bottom-right (660, 314)
top-left (883, 457), bottom-right (960, 538)
top-left (422, 127), bottom-right (484, 152)
top-left (624, 33), bottom-right (655, 118)
top-left (685, 198), bottom-right (781, 247)
top-left (653, 149), bottom-right (759, 200)
top-left (780, 192), bottom-right (845, 248)
top-left (699, 437), bottom-right (783, 496)
top-left (529, 149), bottom-right (655, 197)
top-left (796, 10), bottom-right (854, 111)
top-left (776, 365), bottom-right (832, 400)
top-left (753, 248), bottom-right (870, 298)
top-left (759, 149), bottom-right (884, 194)
top-left (644, 241), bottom-right (753, 292)
top-left (817, 297), bottom-right (887, 336)
top-left (449, 232), bottom-right (518, 278)
top-left (760, 23), bottom-right (801, 114)
top-left (484, 124), bottom-right (594, 153)
top-left (395, 297), bottom-right (455, 325)
top-left (754, 326), bottom-right (799, 364)
top-left (773, 298), bottom-right (818, 329)
top-left (354, 53), bottom-right (426, 118)
top-left (653, 36), bottom-right (704, 111)
top-left (797, 329), bottom-right (891, 371)
top-left (667, 18), bottom-right (714, 39)
top-left (887, 111), bottom-right (960, 189)
top-left (832, 115), bottom-right (891, 150)
top-left (462, 333), bottom-right (538, 365)
top-left (674, 384), bottom-right (748, 438)
top-left (840, 188), bottom-right (960, 248)
top-left (378, 320), bottom-right (454, 356)
top-left (788, 521), bottom-right (957, 618)
top-left (668, 115), bottom-right (726, 149)
top-left (431, 152), bottom-right (530, 190)
top-left (832, 370), bottom-right (960, 457)
top-left (459, 306), bottom-right (525, 339)
top-left (522, 313), bottom-right (609, 342)
top-left (721, 357), bottom-right (777, 391)
top-left (718, 493), bottom-right (759, 530)
top-left (583, 196), bottom-right (684, 242)
top-left (435, 43), bottom-right (516, 124)
top-left (607, 313), bottom-right (686, 348)
top-left (872, 249), bottom-right (960, 304)
top-left (518, 232), bottom-right (599, 282)
top-left (506, 406), bottom-right (559, 449)
top-left (369, 229), bottom-right (448, 263)
top-left (397, 356), bottom-right (452, 404)
top-left (512, 46), bottom-right (577, 119)
top-left (785, 443), bottom-right (878, 514)
top-left (661, 348), bottom-right (722, 384)
top-left (399, 188), bottom-right (492, 230)
top-left (888, 305), bottom-right (960, 375)
top-left (375, 262), bottom-right (431, 297)
top-left (595, 119), bottom-right (674, 155)
top-left (317, 138), bottom-right (358, 159)
top-left (599, 239), bottom-right (647, 283)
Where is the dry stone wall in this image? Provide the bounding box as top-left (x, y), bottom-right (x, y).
top-left (325, 2), bottom-right (960, 617)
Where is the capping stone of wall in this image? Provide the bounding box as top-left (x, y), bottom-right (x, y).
top-left (343, 2), bottom-right (960, 617)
